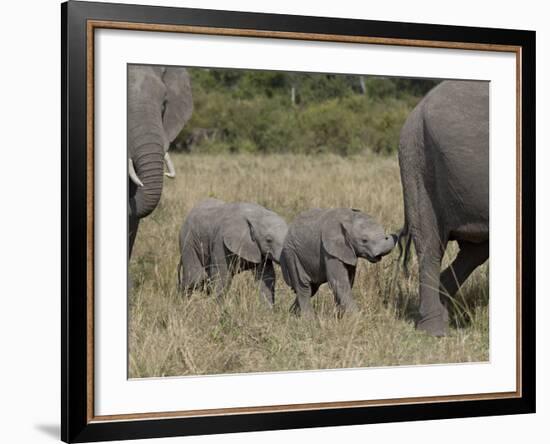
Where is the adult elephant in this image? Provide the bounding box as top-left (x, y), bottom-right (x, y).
top-left (398, 80), bottom-right (489, 337)
top-left (128, 65), bottom-right (193, 258)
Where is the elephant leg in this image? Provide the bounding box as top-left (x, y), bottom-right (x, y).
top-left (325, 257), bottom-right (358, 315)
top-left (204, 241), bottom-right (235, 300)
top-left (404, 180), bottom-right (450, 336)
top-left (208, 256), bottom-right (235, 301)
top-left (254, 261), bottom-right (276, 306)
top-left (290, 283), bottom-right (320, 314)
top-left (211, 270), bottom-right (233, 301)
top-left (440, 241), bottom-right (489, 298)
top-left (289, 280), bottom-right (317, 318)
top-left (178, 252), bottom-right (207, 296)
top-left (347, 265), bottom-right (356, 288)
top-left (128, 216), bottom-right (140, 259)
top-left (293, 287), bottom-right (315, 318)
top-left (416, 236), bottom-right (448, 337)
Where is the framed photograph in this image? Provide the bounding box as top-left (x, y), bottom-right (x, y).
top-left (62, 1), bottom-right (535, 442)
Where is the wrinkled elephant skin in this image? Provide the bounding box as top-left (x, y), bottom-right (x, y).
top-left (398, 80), bottom-right (489, 336)
top-left (128, 65), bottom-right (193, 258)
top-left (178, 199), bottom-right (288, 305)
top-left (280, 208), bottom-right (395, 317)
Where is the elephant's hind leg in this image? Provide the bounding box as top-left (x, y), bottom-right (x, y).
top-left (180, 268), bottom-right (207, 295)
top-left (178, 251), bottom-right (207, 295)
top-left (440, 240), bottom-right (489, 300)
top-left (326, 257), bottom-right (358, 315)
top-left (413, 214), bottom-right (449, 336)
top-left (289, 282), bottom-right (318, 318)
top-left (416, 246), bottom-right (449, 336)
top-left (283, 254), bottom-right (316, 318)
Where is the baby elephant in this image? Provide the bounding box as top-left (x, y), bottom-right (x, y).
top-left (280, 208), bottom-right (396, 317)
top-left (178, 199), bottom-right (288, 304)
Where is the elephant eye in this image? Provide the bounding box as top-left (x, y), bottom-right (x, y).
top-left (266, 237), bottom-right (273, 243)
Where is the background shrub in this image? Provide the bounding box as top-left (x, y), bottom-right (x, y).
top-left (174, 68), bottom-right (439, 156)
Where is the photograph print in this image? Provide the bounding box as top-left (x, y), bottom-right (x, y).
top-left (127, 64), bottom-right (489, 379)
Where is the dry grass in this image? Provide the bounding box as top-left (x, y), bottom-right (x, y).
top-left (129, 153), bottom-right (489, 378)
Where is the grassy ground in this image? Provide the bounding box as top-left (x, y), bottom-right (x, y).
top-left (129, 153), bottom-right (489, 378)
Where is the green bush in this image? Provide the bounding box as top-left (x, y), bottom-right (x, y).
top-left (174, 68), bottom-right (437, 156)
top-left (296, 98), bottom-right (364, 155)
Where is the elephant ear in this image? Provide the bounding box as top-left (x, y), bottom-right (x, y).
top-left (321, 217), bottom-right (357, 266)
top-left (161, 67), bottom-right (194, 144)
top-left (222, 216), bottom-right (262, 264)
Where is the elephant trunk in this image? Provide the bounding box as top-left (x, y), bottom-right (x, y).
top-left (128, 100), bottom-right (167, 219)
top-left (364, 234), bottom-right (397, 263)
top-left (129, 142), bottom-right (165, 219)
top-left (373, 235), bottom-right (397, 258)
top-left (272, 245), bottom-right (283, 264)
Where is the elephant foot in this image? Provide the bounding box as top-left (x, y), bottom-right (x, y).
top-left (259, 292), bottom-right (275, 307)
top-left (416, 313), bottom-right (449, 337)
top-left (291, 304), bottom-right (315, 319)
top-left (336, 302), bottom-right (359, 319)
top-left (289, 299), bottom-right (299, 315)
top-left (290, 295), bottom-right (315, 319)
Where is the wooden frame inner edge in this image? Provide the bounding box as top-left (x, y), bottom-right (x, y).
top-left (85, 19), bottom-right (523, 423)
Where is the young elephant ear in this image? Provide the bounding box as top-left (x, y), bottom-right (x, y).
top-left (222, 216), bottom-right (262, 264)
top-left (321, 217), bottom-right (357, 266)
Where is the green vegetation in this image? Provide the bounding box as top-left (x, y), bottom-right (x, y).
top-left (174, 69), bottom-right (439, 156)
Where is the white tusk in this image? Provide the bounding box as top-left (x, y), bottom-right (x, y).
top-left (128, 159), bottom-right (143, 187)
top-left (164, 152), bottom-right (176, 178)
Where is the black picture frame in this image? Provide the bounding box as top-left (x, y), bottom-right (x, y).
top-left (61, 1), bottom-right (536, 442)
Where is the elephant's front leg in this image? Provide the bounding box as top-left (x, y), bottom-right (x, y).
top-left (254, 260), bottom-right (275, 306)
top-left (325, 256), bottom-right (358, 315)
top-left (209, 265), bottom-right (233, 301)
top-left (128, 215), bottom-right (140, 259)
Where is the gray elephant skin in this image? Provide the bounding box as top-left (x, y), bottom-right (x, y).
top-left (280, 208), bottom-right (396, 317)
top-left (128, 65), bottom-right (193, 257)
top-left (398, 80), bottom-right (489, 336)
top-left (177, 199), bottom-right (288, 304)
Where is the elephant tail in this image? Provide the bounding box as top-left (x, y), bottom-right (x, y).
top-left (397, 222), bottom-right (412, 276)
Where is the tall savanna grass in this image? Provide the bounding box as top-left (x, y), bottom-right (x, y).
top-left (129, 153), bottom-right (489, 378)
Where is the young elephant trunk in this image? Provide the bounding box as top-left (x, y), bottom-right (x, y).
top-left (271, 245), bottom-right (283, 264)
top-left (370, 234), bottom-right (397, 260)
